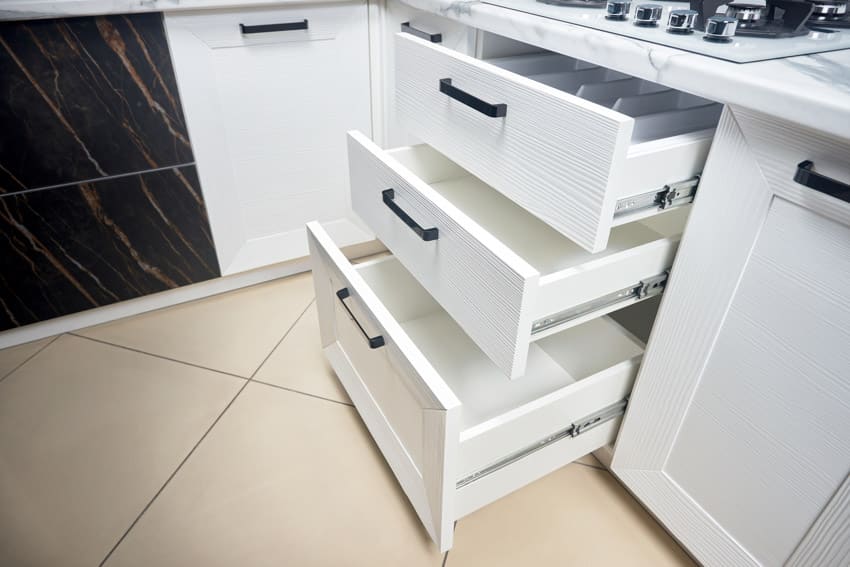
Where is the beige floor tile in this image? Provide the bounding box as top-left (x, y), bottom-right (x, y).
top-left (0, 336), bottom-right (54, 379)
top-left (446, 465), bottom-right (695, 567)
top-left (0, 335), bottom-right (243, 567)
top-left (79, 273), bottom-right (314, 377)
top-left (254, 302), bottom-right (351, 404)
top-left (105, 382), bottom-right (443, 567)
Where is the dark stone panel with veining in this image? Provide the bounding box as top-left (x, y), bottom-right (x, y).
top-left (0, 13), bottom-right (193, 194)
top-left (0, 165), bottom-right (219, 331)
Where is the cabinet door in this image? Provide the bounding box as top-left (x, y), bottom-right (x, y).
top-left (613, 107), bottom-right (850, 567)
top-left (378, 0), bottom-right (476, 148)
top-left (165, 4), bottom-right (373, 276)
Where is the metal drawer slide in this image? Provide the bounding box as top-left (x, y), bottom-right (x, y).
top-left (531, 271), bottom-right (669, 336)
top-left (456, 399), bottom-right (629, 489)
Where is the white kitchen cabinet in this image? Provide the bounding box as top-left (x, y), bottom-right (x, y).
top-left (613, 107), bottom-right (850, 567)
top-left (165, 4), bottom-right (374, 275)
top-left (376, 0), bottom-right (476, 148)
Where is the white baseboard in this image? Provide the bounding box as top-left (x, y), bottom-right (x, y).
top-left (0, 239), bottom-right (386, 350)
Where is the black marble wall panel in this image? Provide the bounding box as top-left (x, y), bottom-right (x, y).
top-left (0, 13), bottom-right (193, 194)
top-left (0, 166), bottom-right (219, 331)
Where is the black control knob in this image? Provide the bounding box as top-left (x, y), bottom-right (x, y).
top-left (667, 9), bottom-right (698, 33)
top-left (634, 3), bottom-right (663, 26)
top-left (606, 0), bottom-right (632, 20)
top-left (703, 15), bottom-right (738, 42)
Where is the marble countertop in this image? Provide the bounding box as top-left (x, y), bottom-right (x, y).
top-left (2, 0), bottom-right (848, 138)
top-left (406, 0), bottom-right (850, 140)
top-left (0, 0), bottom-right (333, 21)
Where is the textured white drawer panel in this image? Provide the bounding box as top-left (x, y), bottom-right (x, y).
top-left (308, 221), bottom-right (645, 552)
top-left (348, 131), bottom-right (684, 378)
top-left (395, 33), bottom-right (717, 253)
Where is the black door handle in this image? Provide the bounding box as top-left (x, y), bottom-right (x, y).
top-left (439, 78), bottom-right (507, 118)
top-left (336, 288), bottom-right (385, 349)
top-left (401, 22), bottom-right (442, 43)
top-left (794, 161), bottom-right (850, 204)
top-left (382, 189), bottom-right (439, 241)
top-left (240, 20), bottom-right (308, 34)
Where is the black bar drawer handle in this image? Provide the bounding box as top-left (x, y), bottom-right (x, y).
top-left (382, 189), bottom-right (439, 241)
top-left (439, 78), bottom-right (507, 118)
top-left (336, 288), bottom-right (385, 349)
top-left (240, 20), bottom-right (308, 34)
top-left (401, 22), bottom-right (442, 43)
top-left (794, 161), bottom-right (850, 204)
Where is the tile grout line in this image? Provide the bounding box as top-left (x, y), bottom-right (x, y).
top-left (247, 298), bottom-right (315, 382)
top-left (0, 334), bottom-right (60, 384)
top-left (68, 333), bottom-right (250, 381)
top-left (96, 378), bottom-right (251, 567)
top-left (252, 378), bottom-right (353, 408)
top-left (97, 298), bottom-right (312, 566)
top-left (247, 298), bottom-right (358, 408)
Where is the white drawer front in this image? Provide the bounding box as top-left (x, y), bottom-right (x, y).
top-left (308, 222), bottom-right (460, 551)
top-left (348, 131), bottom-right (682, 379)
top-left (395, 33), bottom-right (715, 253)
top-left (348, 131), bottom-right (537, 379)
top-left (395, 32), bottom-right (632, 253)
top-left (309, 222), bottom-right (650, 551)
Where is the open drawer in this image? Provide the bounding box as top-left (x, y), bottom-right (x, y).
top-left (348, 131), bottom-right (685, 378)
top-left (395, 32), bottom-right (718, 253)
top-left (308, 221), bottom-right (646, 551)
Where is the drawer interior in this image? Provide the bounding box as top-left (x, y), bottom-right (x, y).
top-left (388, 143), bottom-right (688, 278)
top-left (484, 51), bottom-right (721, 144)
top-left (355, 255), bottom-right (645, 432)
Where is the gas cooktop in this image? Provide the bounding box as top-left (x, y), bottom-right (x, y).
top-left (482, 0), bottom-right (850, 62)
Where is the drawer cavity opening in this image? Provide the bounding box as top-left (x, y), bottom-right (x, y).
top-left (387, 143), bottom-right (688, 279)
top-left (354, 255), bottom-right (648, 482)
top-left (483, 49), bottom-right (721, 144)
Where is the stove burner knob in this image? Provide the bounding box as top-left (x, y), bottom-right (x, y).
top-left (667, 9), bottom-right (698, 33)
top-left (703, 15), bottom-right (738, 42)
top-left (726, 3), bottom-right (765, 24)
top-left (634, 3), bottom-right (663, 25)
top-left (809, 0), bottom-right (848, 20)
top-left (606, 0), bottom-right (632, 20)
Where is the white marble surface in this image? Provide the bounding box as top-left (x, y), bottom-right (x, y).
top-left (0, 0), bottom-right (334, 21)
top-left (485, 0), bottom-right (850, 63)
top-left (405, 0), bottom-right (850, 140)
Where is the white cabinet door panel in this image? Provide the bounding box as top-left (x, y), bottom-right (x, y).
top-left (613, 107), bottom-right (850, 567)
top-left (166, 4), bottom-right (373, 275)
